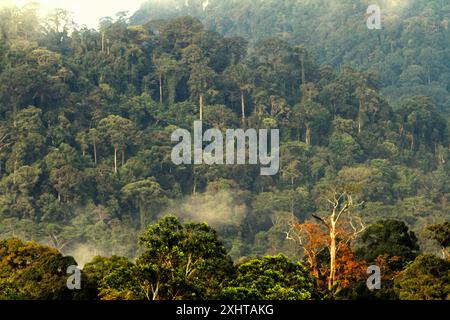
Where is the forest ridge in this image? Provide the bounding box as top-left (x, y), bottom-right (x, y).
top-left (0, 0), bottom-right (449, 300)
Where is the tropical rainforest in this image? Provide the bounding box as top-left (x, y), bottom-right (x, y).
top-left (0, 0), bottom-right (449, 300)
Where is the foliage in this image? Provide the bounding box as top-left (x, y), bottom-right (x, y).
top-left (220, 255), bottom-right (316, 300)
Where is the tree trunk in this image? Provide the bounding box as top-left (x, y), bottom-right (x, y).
top-left (442, 247), bottom-right (449, 259)
top-left (300, 53), bottom-right (306, 85)
top-left (328, 220), bottom-right (337, 291)
top-left (241, 90), bottom-right (246, 123)
top-left (122, 146), bottom-right (125, 167)
top-left (12, 104), bottom-right (17, 128)
top-left (159, 73), bottom-right (163, 105)
top-left (13, 159), bottom-right (17, 185)
top-left (358, 106), bottom-right (362, 134)
top-left (139, 203), bottom-right (145, 230)
top-left (114, 147), bottom-right (118, 174)
top-left (305, 125), bottom-right (311, 146)
top-left (307, 254), bottom-right (319, 278)
top-left (193, 166), bottom-right (197, 195)
top-left (93, 141), bottom-right (97, 165)
top-left (199, 94), bottom-right (204, 121)
top-left (358, 95), bottom-right (365, 134)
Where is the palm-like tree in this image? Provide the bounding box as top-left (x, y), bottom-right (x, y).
top-left (226, 63), bottom-right (255, 123)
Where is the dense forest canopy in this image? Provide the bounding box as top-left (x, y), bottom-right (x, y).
top-left (0, 0), bottom-right (448, 300)
top-left (133, 0), bottom-right (450, 115)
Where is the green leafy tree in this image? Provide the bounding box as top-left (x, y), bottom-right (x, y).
top-left (121, 178), bottom-right (163, 229)
top-left (98, 115), bottom-right (135, 173)
top-left (221, 255), bottom-right (316, 300)
top-left (357, 220), bottom-right (420, 269)
top-left (395, 254), bottom-right (450, 300)
top-left (0, 238), bottom-right (76, 300)
top-left (99, 216), bottom-right (234, 300)
top-left (425, 222), bottom-right (450, 259)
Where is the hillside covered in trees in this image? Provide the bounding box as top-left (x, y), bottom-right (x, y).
top-left (0, 0), bottom-right (449, 300)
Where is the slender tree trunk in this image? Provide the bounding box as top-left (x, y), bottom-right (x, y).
top-left (199, 94), bottom-right (204, 121)
top-left (358, 103), bottom-right (363, 134)
top-left (193, 166), bottom-right (197, 195)
top-left (12, 104), bottom-right (17, 128)
top-left (159, 74), bottom-right (163, 105)
top-left (441, 247), bottom-right (449, 259)
top-left (139, 204), bottom-right (145, 230)
top-left (122, 146), bottom-right (125, 167)
top-left (300, 53), bottom-right (306, 85)
top-left (307, 254), bottom-right (319, 278)
top-left (114, 147), bottom-right (118, 174)
top-left (328, 220), bottom-right (337, 291)
top-left (13, 159), bottom-right (17, 185)
top-left (358, 94), bottom-right (365, 134)
top-left (241, 90), bottom-right (246, 123)
top-left (93, 141), bottom-right (97, 165)
top-left (305, 125), bottom-right (311, 146)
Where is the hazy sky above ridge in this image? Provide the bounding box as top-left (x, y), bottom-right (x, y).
top-left (3, 0), bottom-right (148, 28)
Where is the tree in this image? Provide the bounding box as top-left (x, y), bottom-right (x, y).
top-left (286, 219), bottom-right (328, 278)
top-left (425, 222), bottom-right (450, 259)
top-left (312, 191), bottom-right (365, 291)
top-left (100, 216), bottom-right (234, 300)
top-left (395, 254), bottom-right (450, 300)
top-left (121, 178), bottom-right (163, 229)
top-left (49, 165), bottom-right (84, 203)
top-left (220, 255), bottom-right (316, 300)
top-left (226, 63), bottom-right (254, 123)
top-left (0, 238), bottom-right (76, 300)
top-left (81, 255), bottom-right (135, 300)
top-left (293, 99), bottom-right (330, 146)
top-left (87, 128), bottom-right (100, 165)
top-left (188, 62), bottom-right (217, 121)
top-left (152, 53), bottom-right (180, 105)
top-left (98, 115), bottom-right (135, 173)
top-left (357, 220), bottom-right (420, 269)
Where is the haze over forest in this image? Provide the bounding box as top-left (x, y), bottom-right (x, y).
top-left (0, 0), bottom-right (448, 300)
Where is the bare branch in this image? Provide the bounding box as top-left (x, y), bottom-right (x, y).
top-left (312, 214), bottom-right (330, 230)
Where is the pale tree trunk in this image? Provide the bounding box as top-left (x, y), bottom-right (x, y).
top-left (241, 90), bottom-right (246, 123)
top-left (442, 247), bottom-right (449, 259)
top-left (328, 219), bottom-right (337, 291)
top-left (159, 74), bottom-right (163, 105)
top-left (114, 147), bottom-right (118, 174)
top-left (93, 141), bottom-right (97, 165)
top-left (306, 253), bottom-right (319, 279)
top-left (305, 125), bottom-right (311, 146)
top-left (13, 104), bottom-right (17, 128)
top-left (193, 166), bottom-right (197, 195)
top-left (358, 105), bottom-right (363, 134)
top-left (199, 94), bottom-right (204, 121)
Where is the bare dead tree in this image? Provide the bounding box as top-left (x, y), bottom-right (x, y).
top-left (312, 191), bottom-right (365, 291)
